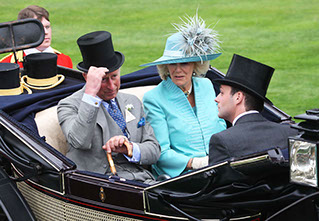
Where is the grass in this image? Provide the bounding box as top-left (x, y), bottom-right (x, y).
top-left (0, 0), bottom-right (318, 117)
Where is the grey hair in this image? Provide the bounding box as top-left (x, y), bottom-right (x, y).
top-left (156, 61), bottom-right (210, 80)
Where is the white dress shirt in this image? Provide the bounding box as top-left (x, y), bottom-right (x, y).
top-left (232, 110), bottom-right (259, 126)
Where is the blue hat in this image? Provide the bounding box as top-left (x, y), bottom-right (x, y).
top-left (141, 14), bottom-right (222, 67)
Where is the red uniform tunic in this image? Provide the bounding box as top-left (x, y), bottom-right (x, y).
top-left (0, 48), bottom-right (73, 69)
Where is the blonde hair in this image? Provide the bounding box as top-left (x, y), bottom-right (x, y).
top-left (157, 61), bottom-right (210, 80)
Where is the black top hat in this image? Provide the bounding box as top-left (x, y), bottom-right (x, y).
top-left (0, 63), bottom-right (31, 95)
top-left (22, 52), bottom-right (65, 90)
top-left (76, 31), bottom-right (125, 73)
top-left (215, 54), bottom-right (274, 101)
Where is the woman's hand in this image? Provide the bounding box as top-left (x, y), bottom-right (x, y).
top-left (187, 156), bottom-right (208, 170)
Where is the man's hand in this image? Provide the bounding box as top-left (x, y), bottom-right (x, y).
top-left (84, 66), bottom-right (109, 96)
top-left (102, 136), bottom-right (132, 155)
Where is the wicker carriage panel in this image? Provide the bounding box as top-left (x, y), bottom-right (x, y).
top-left (17, 182), bottom-right (141, 221)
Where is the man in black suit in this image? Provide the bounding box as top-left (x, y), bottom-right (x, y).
top-left (209, 54), bottom-right (298, 165)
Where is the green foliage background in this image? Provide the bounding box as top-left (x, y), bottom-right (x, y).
top-left (1, 0), bottom-right (318, 117)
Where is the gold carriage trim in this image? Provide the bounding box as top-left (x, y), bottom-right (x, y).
top-left (21, 74), bottom-right (65, 90)
top-left (0, 84), bottom-right (32, 96)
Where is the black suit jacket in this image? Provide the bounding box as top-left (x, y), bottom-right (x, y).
top-left (209, 113), bottom-right (298, 165)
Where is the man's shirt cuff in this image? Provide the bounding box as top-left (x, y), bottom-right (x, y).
top-left (82, 93), bottom-right (102, 107)
top-left (124, 142), bottom-right (141, 163)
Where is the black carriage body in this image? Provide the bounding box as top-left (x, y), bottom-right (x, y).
top-left (0, 107), bottom-right (164, 221)
top-left (1, 19), bottom-right (318, 221)
top-left (0, 65), bottom-right (314, 221)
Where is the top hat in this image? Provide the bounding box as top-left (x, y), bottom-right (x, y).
top-left (0, 63), bottom-right (31, 95)
top-left (77, 31), bottom-right (125, 73)
top-left (21, 52), bottom-right (65, 90)
top-left (215, 54), bottom-right (275, 101)
top-left (141, 14), bottom-right (221, 67)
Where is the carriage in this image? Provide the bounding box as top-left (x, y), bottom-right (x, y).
top-left (0, 19), bottom-right (318, 221)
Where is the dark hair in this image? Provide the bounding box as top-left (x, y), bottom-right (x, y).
top-left (230, 87), bottom-right (264, 112)
top-left (18, 5), bottom-right (49, 21)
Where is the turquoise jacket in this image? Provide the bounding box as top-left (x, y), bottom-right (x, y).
top-left (143, 77), bottom-right (226, 178)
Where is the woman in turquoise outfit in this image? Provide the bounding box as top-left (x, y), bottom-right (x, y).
top-left (141, 14), bottom-right (226, 178)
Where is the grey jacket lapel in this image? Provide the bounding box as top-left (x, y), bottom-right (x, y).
top-left (117, 93), bottom-right (134, 139)
top-left (116, 93), bottom-right (127, 120)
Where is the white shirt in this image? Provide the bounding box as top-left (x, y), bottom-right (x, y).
top-left (232, 110), bottom-right (259, 126)
top-left (24, 46), bottom-right (55, 55)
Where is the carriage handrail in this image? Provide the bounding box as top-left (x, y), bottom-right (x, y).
top-left (0, 18), bottom-right (44, 54)
top-left (0, 136), bottom-right (41, 182)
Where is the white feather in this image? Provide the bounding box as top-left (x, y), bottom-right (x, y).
top-left (171, 13), bottom-right (221, 61)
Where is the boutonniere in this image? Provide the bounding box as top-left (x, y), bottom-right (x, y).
top-left (125, 104), bottom-right (134, 112)
top-left (137, 117), bottom-right (146, 128)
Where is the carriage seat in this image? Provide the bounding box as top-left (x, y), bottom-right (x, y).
top-left (35, 85), bottom-right (156, 155)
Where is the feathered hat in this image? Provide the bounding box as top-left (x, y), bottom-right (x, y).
top-left (141, 13), bottom-right (222, 66)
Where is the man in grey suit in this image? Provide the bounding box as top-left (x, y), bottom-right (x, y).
top-left (57, 31), bottom-right (160, 183)
top-left (209, 54), bottom-right (298, 165)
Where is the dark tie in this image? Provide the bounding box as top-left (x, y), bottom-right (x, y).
top-left (107, 99), bottom-right (128, 137)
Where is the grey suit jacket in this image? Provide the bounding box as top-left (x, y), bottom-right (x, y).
top-left (209, 113), bottom-right (298, 165)
top-left (57, 87), bottom-right (160, 183)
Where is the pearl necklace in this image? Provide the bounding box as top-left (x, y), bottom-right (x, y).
top-left (183, 84), bottom-right (192, 98)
